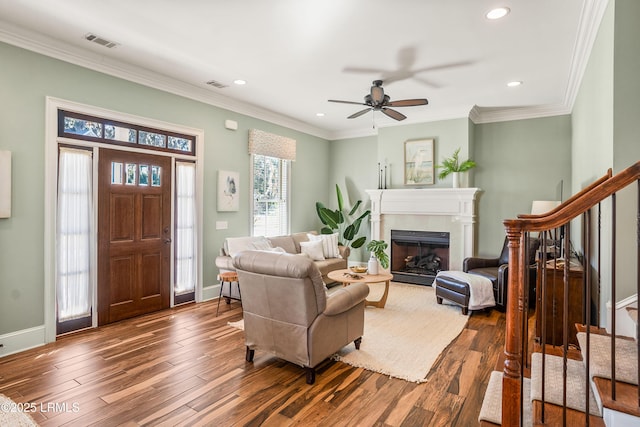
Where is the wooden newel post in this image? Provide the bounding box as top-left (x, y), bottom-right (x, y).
top-left (502, 222), bottom-right (524, 426)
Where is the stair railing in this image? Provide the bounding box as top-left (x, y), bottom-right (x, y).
top-left (501, 161), bottom-right (640, 426)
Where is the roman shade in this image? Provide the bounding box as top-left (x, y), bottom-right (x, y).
top-left (248, 129), bottom-right (296, 161)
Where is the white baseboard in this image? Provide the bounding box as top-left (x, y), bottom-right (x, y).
top-left (605, 294), bottom-right (638, 339)
top-left (202, 284), bottom-right (221, 302)
top-left (0, 325), bottom-right (46, 358)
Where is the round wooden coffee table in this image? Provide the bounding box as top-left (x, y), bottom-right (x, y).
top-left (327, 269), bottom-right (394, 308)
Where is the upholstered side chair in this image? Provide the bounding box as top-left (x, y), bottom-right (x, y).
top-left (233, 250), bottom-right (369, 384)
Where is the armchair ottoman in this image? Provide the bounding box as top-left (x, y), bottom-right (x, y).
top-left (435, 275), bottom-right (471, 315)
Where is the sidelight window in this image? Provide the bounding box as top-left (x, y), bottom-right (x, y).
top-left (175, 162), bottom-right (197, 298)
top-left (56, 147), bottom-right (93, 324)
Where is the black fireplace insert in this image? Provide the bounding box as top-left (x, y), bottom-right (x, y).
top-left (390, 230), bottom-right (450, 286)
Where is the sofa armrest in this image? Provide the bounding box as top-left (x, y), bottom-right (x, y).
top-left (497, 263), bottom-right (509, 283)
top-left (324, 283), bottom-right (369, 316)
top-left (338, 245), bottom-right (350, 259)
top-left (464, 257), bottom-right (500, 272)
top-left (215, 255), bottom-right (235, 272)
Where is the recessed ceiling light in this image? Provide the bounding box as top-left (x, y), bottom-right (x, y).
top-left (486, 7), bottom-right (510, 20)
top-left (233, 79), bottom-right (247, 85)
top-left (507, 81), bottom-right (522, 87)
top-left (316, 112), bottom-right (325, 117)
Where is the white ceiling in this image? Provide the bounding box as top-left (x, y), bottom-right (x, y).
top-left (0, 0), bottom-right (607, 140)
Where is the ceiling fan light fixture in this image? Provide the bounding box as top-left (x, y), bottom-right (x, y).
top-left (486, 7), bottom-right (510, 20)
top-left (371, 86), bottom-right (385, 105)
top-left (233, 79), bottom-right (247, 85)
top-left (507, 80), bottom-right (523, 87)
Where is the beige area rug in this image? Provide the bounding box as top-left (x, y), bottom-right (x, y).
top-left (229, 281), bottom-right (469, 383)
top-left (0, 394), bottom-right (39, 426)
top-left (333, 281), bottom-right (469, 383)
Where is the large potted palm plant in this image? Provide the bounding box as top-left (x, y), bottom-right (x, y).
top-left (315, 185), bottom-right (370, 251)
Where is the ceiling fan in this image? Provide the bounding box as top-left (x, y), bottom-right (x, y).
top-left (328, 80), bottom-right (428, 121)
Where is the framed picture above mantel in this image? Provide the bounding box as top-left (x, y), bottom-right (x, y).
top-left (404, 138), bottom-right (434, 186)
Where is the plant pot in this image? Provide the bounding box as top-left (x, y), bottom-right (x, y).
top-left (452, 172), bottom-right (460, 188)
top-left (367, 253), bottom-right (379, 275)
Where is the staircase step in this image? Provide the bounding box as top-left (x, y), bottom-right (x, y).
top-left (478, 370), bottom-right (532, 426)
top-left (532, 400), bottom-right (605, 426)
top-left (576, 332), bottom-right (638, 385)
top-left (531, 352), bottom-right (601, 416)
top-left (593, 377), bottom-right (640, 418)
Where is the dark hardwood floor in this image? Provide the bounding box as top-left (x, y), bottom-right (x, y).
top-left (0, 299), bottom-right (505, 426)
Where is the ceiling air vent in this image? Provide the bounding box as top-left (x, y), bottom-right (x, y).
top-left (206, 80), bottom-right (229, 89)
top-left (84, 33), bottom-right (118, 48)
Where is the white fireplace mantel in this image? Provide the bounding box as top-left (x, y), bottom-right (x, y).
top-left (365, 188), bottom-right (481, 271)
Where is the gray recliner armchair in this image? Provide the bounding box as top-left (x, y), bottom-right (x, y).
top-left (233, 250), bottom-right (369, 384)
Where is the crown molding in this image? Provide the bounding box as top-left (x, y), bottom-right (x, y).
top-left (469, 104), bottom-right (572, 124)
top-left (0, 21), bottom-right (333, 141)
top-left (563, 0), bottom-right (609, 109)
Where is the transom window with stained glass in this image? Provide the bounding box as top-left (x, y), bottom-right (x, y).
top-left (59, 110), bottom-right (195, 155)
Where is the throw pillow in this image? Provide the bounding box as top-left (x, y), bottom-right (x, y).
top-left (251, 236), bottom-right (273, 251)
top-left (308, 232), bottom-right (341, 258)
top-left (300, 240), bottom-right (325, 261)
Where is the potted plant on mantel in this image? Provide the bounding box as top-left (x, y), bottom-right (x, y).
top-left (436, 147), bottom-right (476, 188)
top-left (366, 239), bottom-right (389, 275)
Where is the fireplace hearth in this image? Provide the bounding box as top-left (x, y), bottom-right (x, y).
top-left (391, 230), bottom-right (450, 286)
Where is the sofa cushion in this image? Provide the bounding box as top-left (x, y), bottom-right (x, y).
top-left (308, 232), bottom-right (341, 258)
top-left (225, 236), bottom-right (266, 257)
top-left (292, 231), bottom-right (315, 252)
top-left (300, 240), bottom-right (325, 261)
top-left (267, 235), bottom-right (297, 254)
top-left (251, 236), bottom-right (273, 251)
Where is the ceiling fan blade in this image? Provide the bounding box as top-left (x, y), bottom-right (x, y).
top-left (348, 108), bottom-right (373, 119)
top-left (343, 66), bottom-right (388, 74)
top-left (413, 60), bottom-right (473, 74)
top-left (381, 108), bottom-right (406, 121)
top-left (328, 99), bottom-right (368, 106)
top-left (386, 98), bottom-right (429, 107)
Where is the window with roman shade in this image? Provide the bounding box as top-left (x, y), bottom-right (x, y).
top-left (249, 129), bottom-right (295, 237)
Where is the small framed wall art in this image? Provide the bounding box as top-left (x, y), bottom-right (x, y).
top-left (217, 170), bottom-right (239, 211)
top-left (0, 150), bottom-right (11, 218)
top-left (404, 138), bottom-right (434, 185)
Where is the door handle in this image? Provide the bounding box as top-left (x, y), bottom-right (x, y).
top-left (164, 238), bottom-right (172, 244)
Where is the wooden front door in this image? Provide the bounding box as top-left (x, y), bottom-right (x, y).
top-left (98, 149), bottom-right (171, 325)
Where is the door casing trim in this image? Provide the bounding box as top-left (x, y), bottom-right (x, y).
top-left (44, 97), bottom-right (204, 343)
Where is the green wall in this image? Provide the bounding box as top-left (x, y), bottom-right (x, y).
top-left (0, 41), bottom-right (330, 336)
top-left (330, 116), bottom-right (572, 260)
top-left (474, 116), bottom-right (572, 255)
top-left (612, 0), bottom-right (640, 303)
top-left (571, 0), bottom-right (640, 309)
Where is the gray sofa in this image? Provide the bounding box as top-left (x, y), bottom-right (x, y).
top-left (233, 250), bottom-right (369, 384)
top-left (215, 231), bottom-right (350, 284)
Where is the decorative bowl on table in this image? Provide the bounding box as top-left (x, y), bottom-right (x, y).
top-left (350, 265), bottom-right (368, 274)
